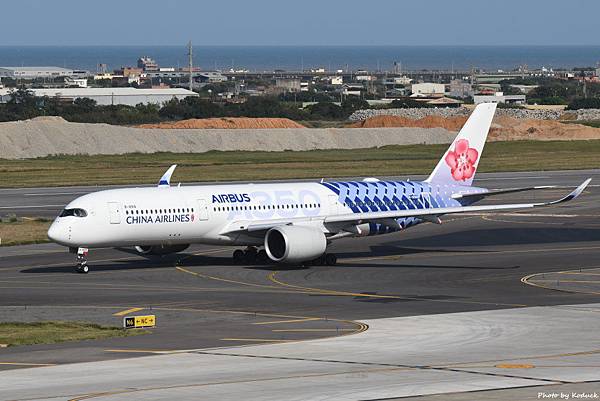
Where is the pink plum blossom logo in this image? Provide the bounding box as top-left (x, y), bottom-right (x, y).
top-left (444, 139), bottom-right (479, 181)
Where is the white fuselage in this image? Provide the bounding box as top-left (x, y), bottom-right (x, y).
top-left (47, 180), bottom-right (469, 249)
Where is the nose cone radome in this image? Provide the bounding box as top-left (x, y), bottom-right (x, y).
top-left (47, 222), bottom-right (68, 246)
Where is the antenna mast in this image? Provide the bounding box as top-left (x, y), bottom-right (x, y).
top-left (188, 40), bottom-right (193, 91)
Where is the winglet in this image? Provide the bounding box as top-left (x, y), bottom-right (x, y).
top-left (158, 164), bottom-right (177, 187)
top-left (544, 178), bottom-right (591, 206)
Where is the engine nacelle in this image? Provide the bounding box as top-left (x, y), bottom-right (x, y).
top-left (264, 225), bottom-right (326, 264)
top-left (135, 244), bottom-right (190, 255)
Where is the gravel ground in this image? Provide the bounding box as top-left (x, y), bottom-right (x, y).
top-left (0, 117), bottom-right (456, 159)
top-left (349, 107), bottom-right (600, 121)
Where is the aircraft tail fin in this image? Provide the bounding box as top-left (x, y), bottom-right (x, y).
top-left (425, 103), bottom-right (497, 186)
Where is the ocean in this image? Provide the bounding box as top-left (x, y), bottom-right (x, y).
top-left (0, 45), bottom-right (599, 73)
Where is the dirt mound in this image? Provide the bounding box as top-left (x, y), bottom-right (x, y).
top-left (350, 114), bottom-right (600, 141)
top-left (137, 117), bottom-right (305, 129)
top-left (349, 115), bottom-right (468, 131)
top-left (489, 116), bottom-right (600, 141)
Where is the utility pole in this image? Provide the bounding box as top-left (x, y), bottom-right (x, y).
top-left (188, 40), bottom-right (193, 91)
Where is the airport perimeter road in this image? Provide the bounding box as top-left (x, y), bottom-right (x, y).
top-left (1, 169), bottom-right (599, 218)
top-left (0, 169), bottom-right (599, 399)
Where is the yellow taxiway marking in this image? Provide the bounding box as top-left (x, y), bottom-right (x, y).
top-left (271, 329), bottom-right (355, 332)
top-left (522, 267), bottom-right (600, 296)
top-left (267, 272), bottom-right (527, 307)
top-left (495, 363), bottom-right (535, 369)
top-left (345, 245), bottom-right (600, 264)
top-left (0, 362), bottom-right (56, 366)
top-left (253, 317), bottom-right (321, 325)
top-left (66, 366), bottom-right (407, 401)
top-left (112, 307), bottom-right (144, 317)
top-left (533, 279), bottom-right (600, 284)
top-left (176, 266), bottom-right (277, 289)
top-left (220, 338), bottom-right (293, 342)
top-left (104, 349), bottom-right (170, 354)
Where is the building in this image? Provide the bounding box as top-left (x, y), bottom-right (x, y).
top-left (411, 83), bottom-right (445, 96)
top-left (64, 77), bottom-right (88, 88)
top-left (426, 97), bottom-right (463, 107)
top-left (275, 78), bottom-right (301, 92)
top-left (473, 92), bottom-right (526, 105)
top-left (0, 66), bottom-right (74, 79)
top-left (0, 87), bottom-right (198, 106)
top-left (329, 76), bottom-right (343, 85)
top-left (93, 73), bottom-right (117, 81)
top-left (391, 76), bottom-right (412, 85)
top-left (449, 79), bottom-right (474, 98)
top-left (144, 70), bottom-right (225, 83)
top-left (137, 57), bottom-right (158, 71)
top-left (198, 72), bottom-right (227, 83)
top-left (355, 75), bottom-right (376, 82)
top-left (341, 83), bottom-right (364, 97)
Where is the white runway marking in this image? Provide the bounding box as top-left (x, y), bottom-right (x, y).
top-left (23, 192), bottom-right (90, 196)
top-left (0, 205), bottom-right (64, 209)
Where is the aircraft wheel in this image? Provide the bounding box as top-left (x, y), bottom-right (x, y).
top-left (325, 253), bottom-right (337, 266)
top-left (233, 249), bottom-right (245, 264)
top-left (244, 250), bottom-right (257, 264)
top-left (256, 249), bottom-right (268, 264)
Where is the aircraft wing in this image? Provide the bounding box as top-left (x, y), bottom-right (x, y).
top-left (220, 179), bottom-right (590, 235)
top-left (325, 178), bottom-right (590, 225)
top-left (451, 185), bottom-right (556, 200)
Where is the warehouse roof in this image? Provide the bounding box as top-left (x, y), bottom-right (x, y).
top-left (0, 66), bottom-right (74, 72)
top-left (0, 87), bottom-right (198, 97)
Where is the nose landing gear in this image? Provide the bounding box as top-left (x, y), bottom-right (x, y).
top-left (75, 247), bottom-right (89, 274)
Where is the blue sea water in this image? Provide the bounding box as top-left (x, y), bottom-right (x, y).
top-left (0, 45), bottom-right (599, 72)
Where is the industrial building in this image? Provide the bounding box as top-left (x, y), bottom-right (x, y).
top-left (275, 78), bottom-right (301, 92)
top-left (411, 82), bottom-right (445, 96)
top-left (473, 92), bottom-right (526, 105)
top-left (144, 70), bottom-right (227, 83)
top-left (449, 79), bottom-right (474, 98)
top-left (0, 87), bottom-right (198, 106)
top-left (0, 66), bottom-right (75, 79)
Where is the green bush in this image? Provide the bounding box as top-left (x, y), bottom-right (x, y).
top-left (567, 98), bottom-right (600, 110)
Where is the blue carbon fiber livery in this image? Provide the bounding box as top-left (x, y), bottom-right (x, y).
top-left (321, 180), bottom-right (469, 236)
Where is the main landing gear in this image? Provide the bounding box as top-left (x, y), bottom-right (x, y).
top-left (231, 247), bottom-right (337, 266)
top-left (303, 253), bottom-right (337, 267)
top-left (75, 247), bottom-right (89, 274)
top-left (232, 247), bottom-right (269, 264)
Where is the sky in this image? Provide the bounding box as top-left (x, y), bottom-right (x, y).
top-left (2, 0), bottom-right (598, 46)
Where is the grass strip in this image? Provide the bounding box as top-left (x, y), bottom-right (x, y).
top-left (0, 219), bottom-right (51, 246)
top-left (0, 321), bottom-right (147, 346)
top-left (0, 141), bottom-right (598, 188)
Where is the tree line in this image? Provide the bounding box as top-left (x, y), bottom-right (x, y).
top-left (0, 89), bottom-right (375, 125)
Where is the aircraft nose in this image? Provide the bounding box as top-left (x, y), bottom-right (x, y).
top-left (47, 221), bottom-right (67, 245)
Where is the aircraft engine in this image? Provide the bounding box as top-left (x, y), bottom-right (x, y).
top-left (134, 244), bottom-right (190, 255)
top-left (264, 225), bottom-right (326, 264)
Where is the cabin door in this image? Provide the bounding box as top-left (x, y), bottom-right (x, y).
top-left (196, 199), bottom-right (209, 221)
top-left (107, 202), bottom-right (121, 224)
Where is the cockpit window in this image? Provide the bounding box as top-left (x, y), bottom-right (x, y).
top-left (59, 208), bottom-right (87, 218)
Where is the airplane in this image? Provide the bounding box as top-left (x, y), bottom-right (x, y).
top-left (47, 103), bottom-right (591, 273)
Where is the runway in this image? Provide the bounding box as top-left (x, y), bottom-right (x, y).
top-left (0, 170), bottom-right (599, 400)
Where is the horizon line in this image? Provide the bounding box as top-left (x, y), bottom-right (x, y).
top-left (1, 44), bottom-right (600, 47)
